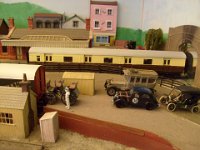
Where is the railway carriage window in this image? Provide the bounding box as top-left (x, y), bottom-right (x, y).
top-left (125, 57), bottom-right (132, 64)
top-left (163, 59), bottom-right (170, 65)
top-left (104, 58), bottom-right (113, 63)
top-left (46, 56), bottom-right (52, 61)
top-left (37, 56), bottom-right (40, 61)
top-left (64, 57), bottom-right (73, 63)
top-left (85, 56), bottom-right (92, 63)
top-left (143, 59), bottom-right (152, 64)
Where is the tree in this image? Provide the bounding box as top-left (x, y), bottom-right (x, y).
top-left (145, 28), bottom-right (164, 50)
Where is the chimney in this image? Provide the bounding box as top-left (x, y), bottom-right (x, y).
top-left (27, 16), bottom-right (33, 29)
top-left (19, 73), bottom-right (30, 93)
top-left (8, 17), bottom-right (14, 31)
top-left (85, 18), bottom-right (90, 31)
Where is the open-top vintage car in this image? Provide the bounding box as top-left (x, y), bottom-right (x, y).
top-left (159, 85), bottom-right (200, 113)
top-left (113, 86), bottom-right (159, 110)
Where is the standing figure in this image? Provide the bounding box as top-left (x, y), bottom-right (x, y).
top-left (65, 87), bottom-right (70, 109)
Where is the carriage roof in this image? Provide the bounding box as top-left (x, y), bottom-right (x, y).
top-left (29, 47), bottom-right (186, 59)
top-left (0, 63), bottom-right (41, 80)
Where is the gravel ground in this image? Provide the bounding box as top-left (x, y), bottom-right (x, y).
top-left (45, 72), bottom-right (200, 150)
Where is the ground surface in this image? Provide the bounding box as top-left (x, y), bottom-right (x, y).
top-left (1, 72), bottom-right (199, 150)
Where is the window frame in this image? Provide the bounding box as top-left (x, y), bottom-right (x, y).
top-left (63, 56), bottom-right (73, 63)
top-left (104, 57), bottom-right (113, 64)
top-left (0, 112), bottom-right (14, 125)
top-left (143, 59), bottom-right (152, 65)
top-left (107, 9), bottom-right (113, 15)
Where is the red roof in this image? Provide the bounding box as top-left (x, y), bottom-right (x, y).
top-left (91, 1), bottom-right (118, 6)
top-left (34, 13), bottom-right (63, 18)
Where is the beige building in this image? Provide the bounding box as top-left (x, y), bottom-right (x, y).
top-left (62, 72), bottom-right (95, 96)
top-left (0, 86), bottom-right (37, 139)
top-left (63, 14), bottom-right (86, 29)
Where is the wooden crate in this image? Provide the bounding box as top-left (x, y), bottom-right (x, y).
top-left (39, 111), bottom-right (59, 142)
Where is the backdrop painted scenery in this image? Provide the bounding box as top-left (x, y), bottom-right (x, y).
top-left (0, 0), bottom-right (199, 45)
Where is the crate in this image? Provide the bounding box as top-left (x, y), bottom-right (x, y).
top-left (39, 111), bottom-right (59, 142)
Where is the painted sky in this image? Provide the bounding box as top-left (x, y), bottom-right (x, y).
top-left (1, 0), bottom-right (200, 32)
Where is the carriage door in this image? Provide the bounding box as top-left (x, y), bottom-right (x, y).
top-left (16, 47), bottom-right (23, 60)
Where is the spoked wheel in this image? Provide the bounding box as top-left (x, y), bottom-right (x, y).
top-left (145, 102), bottom-right (154, 110)
top-left (46, 94), bottom-right (57, 105)
top-left (167, 103), bottom-right (176, 112)
top-left (190, 105), bottom-right (199, 113)
top-left (61, 95), bottom-right (66, 105)
top-left (69, 92), bottom-right (78, 106)
top-left (159, 95), bottom-right (169, 105)
top-left (114, 98), bottom-right (126, 108)
top-left (107, 87), bottom-right (116, 96)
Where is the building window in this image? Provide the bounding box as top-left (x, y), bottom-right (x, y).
top-left (37, 56), bottom-right (40, 61)
top-left (53, 21), bottom-right (59, 28)
top-left (107, 21), bottom-right (112, 29)
top-left (94, 21), bottom-right (100, 29)
top-left (85, 56), bottom-right (92, 63)
top-left (73, 21), bottom-right (79, 28)
top-left (45, 21), bottom-right (51, 28)
top-left (163, 59), bottom-right (170, 65)
top-left (2, 46), bottom-right (7, 53)
top-left (95, 8), bottom-right (100, 15)
top-left (96, 36), bottom-right (109, 43)
top-left (107, 9), bottom-right (112, 15)
top-left (104, 58), bottom-right (113, 63)
top-left (0, 112), bottom-right (13, 124)
top-left (36, 21), bottom-right (43, 28)
top-left (125, 57), bottom-right (132, 64)
top-left (46, 56), bottom-right (52, 61)
top-left (64, 57), bottom-right (73, 62)
top-left (143, 59), bottom-right (152, 64)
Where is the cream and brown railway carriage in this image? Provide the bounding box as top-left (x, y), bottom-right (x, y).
top-left (29, 47), bottom-right (187, 74)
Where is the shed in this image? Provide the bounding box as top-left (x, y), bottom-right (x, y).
top-left (39, 111), bottom-right (59, 143)
top-left (62, 72), bottom-right (95, 96)
top-left (0, 86), bottom-right (37, 139)
top-left (0, 63), bottom-right (46, 99)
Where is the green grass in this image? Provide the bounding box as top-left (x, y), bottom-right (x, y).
top-left (0, 2), bottom-right (54, 28)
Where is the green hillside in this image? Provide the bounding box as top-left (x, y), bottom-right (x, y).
top-left (0, 2), bottom-right (54, 28)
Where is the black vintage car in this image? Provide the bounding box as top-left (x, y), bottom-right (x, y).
top-left (113, 86), bottom-right (159, 110)
top-left (159, 85), bottom-right (200, 113)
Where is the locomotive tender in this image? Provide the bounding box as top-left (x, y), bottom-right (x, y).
top-left (29, 47), bottom-right (197, 75)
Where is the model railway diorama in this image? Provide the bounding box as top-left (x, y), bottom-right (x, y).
top-left (28, 47), bottom-right (197, 77)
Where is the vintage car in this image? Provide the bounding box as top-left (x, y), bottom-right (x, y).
top-left (113, 86), bottom-right (159, 110)
top-left (105, 68), bottom-right (158, 96)
top-left (159, 85), bottom-right (200, 113)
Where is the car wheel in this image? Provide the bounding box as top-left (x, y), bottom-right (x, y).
top-left (114, 98), bottom-right (126, 108)
top-left (159, 95), bottom-right (169, 105)
top-left (190, 106), bottom-right (199, 113)
top-left (167, 103), bottom-right (176, 112)
top-left (145, 102), bottom-right (154, 110)
top-left (107, 87), bottom-right (116, 96)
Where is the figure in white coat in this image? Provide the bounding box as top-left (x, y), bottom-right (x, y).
top-left (65, 87), bottom-right (70, 109)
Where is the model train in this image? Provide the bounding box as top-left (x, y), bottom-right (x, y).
top-left (28, 47), bottom-right (197, 76)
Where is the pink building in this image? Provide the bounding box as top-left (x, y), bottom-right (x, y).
top-left (90, 1), bottom-right (118, 46)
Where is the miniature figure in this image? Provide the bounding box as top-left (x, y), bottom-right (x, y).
top-left (65, 87), bottom-right (70, 109)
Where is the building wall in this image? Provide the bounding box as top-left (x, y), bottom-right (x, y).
top-left (62, 17), bottom-right (86, 29)
top-left (90, 4), bottom-right (117, 34)
top-left (0, 107), bottom-right (28, 139)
